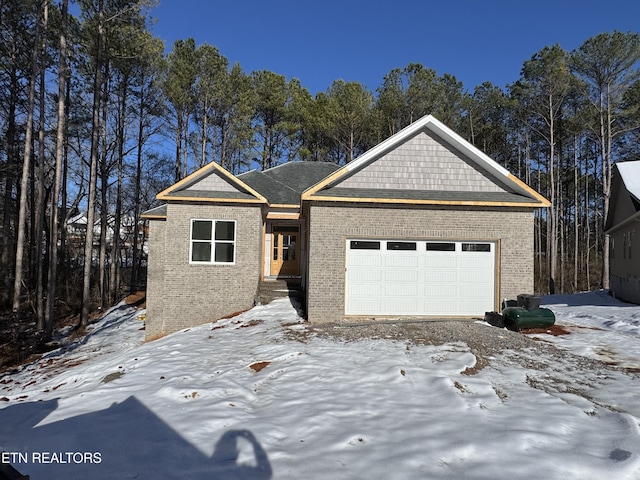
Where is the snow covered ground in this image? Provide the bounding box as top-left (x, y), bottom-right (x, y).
top-left (1, 291), bottom-right (640, 480)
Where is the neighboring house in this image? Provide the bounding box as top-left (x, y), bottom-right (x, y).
top-left (142, 115), bottom-right (549, 339)
top-left (66, 212), bottom-right (148, 266)
top-left (605, 160), bottom-right (640, 304)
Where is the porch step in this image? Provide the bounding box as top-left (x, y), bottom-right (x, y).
top-left (256, 279), bottom-right (303, 305)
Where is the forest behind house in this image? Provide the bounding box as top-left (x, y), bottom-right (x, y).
top-left (2, 0), bottom-right (640, 348)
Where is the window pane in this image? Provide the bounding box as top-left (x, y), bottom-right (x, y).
top-left (350, 240), bottom-right (380, 250)
top-left (215, 221), bottom-right (235, 241)
top-left (462, 243), bottom-right (491, 252)
top-left (387, 241), bottom-right (416, 251)
top-left (215, 243), bottom-right (234, 263)
top-left (192, 220), bottom-right (212, 240)
top-left (273, 225), bottom-right (299, 233)
top-left (192, 242), bottom-right (211, 262)
top-left (427, 242), bottom-right (456, 251)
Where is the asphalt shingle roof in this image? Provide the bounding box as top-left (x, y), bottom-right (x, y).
top-left (318, 188), bottom-right (539, 204)
top-left (238, 162), bottom-right (341, 205)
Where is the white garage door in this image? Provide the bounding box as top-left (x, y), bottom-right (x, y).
top-left (345, 239), bottom-right (496, 316)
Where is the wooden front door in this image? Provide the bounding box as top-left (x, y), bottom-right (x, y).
top-left (270, 227), bottom-right (300, 276)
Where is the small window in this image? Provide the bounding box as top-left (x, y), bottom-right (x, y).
top-left (462, 243), bottom-right (491, 252)
top-left (350, 240), bottom-right (380, 250)
top-left (273, 225), bottom-right (299, 233)
top-left (611, 236), bottom-right (615, 260)
top-left (427, 242), bottom-right (456, 252)
top-left (190, 219), bottom-right (236, 264)
top-left (387, 241), bottom-right (416, 251)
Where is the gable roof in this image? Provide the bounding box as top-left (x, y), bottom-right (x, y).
top-left (141, 204), bottom-right (167, 219)
top-left (605, 160), bottom-right (640, 232)
top-left (156, 161), bottom-right (268, 204)
top-left (302, 115), bottom-right (550, 208)
top-left (238, 162), bottom-right (341, 206)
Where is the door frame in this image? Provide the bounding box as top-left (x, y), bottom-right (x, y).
top-left (269, 224), bottom-right (301, 277)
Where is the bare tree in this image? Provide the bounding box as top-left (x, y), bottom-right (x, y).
top-left (13, 0), bottom-right (46, 312)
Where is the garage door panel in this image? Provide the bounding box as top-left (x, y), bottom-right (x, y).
top-left (348, 269), bottom-right (384, 282)
top-left (384, 300), bottom-right (420, 314)
top-left (425, 284), bottom-right (458, 297)
top-left (458, 285), bottom-right (493, 298)
top-left (459, 271), bottom-right (492, 284)
top-left (385, 255), bottom-right (419, 268)
top-left (348, 255), bottom-right (384, 267)
top-left (348, 283), bottom-right (383, 296)
top-left (425, 271), bottom-right (457, 283)
top-left (427, 302), bottom-right (459, 314)
top-left (385, 283), bottom-right (420, 297)
top-left (385, 269), bottom-right (419, 282)
top-left (426, 256), bottom-right (457, 268)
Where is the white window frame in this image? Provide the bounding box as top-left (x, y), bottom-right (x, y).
top-left (189, 219), bottom-right (236, 265)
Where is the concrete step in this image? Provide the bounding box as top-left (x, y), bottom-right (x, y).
top-left (256, 279), bottom-right (303, 304)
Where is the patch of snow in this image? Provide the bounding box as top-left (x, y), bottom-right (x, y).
top-left (1, 294), bottom-right (640, 479)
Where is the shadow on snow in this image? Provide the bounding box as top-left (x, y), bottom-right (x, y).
top-left (0, 396), bottom-right (272, 480)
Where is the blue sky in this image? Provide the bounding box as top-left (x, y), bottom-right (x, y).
top-left (150, 0), bottom-right (640, 95)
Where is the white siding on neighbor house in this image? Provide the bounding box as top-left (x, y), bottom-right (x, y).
top-left (338, 130), bottom-right (507, 193)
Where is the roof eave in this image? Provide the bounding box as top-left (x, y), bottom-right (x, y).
top-left (156, 161), bottom-right (268, 204)
top-left (605, 210), bottom-right (640, 234)
top-left (156, 194), bottom-right (267, 204)
top-left (304, 194), bottom-right (548, 208)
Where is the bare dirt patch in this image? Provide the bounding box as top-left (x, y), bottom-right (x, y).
top-left (250, 361), bottom-right (270, 372)
top-left (124, 291), bottom-right (146, 308)
top-left (522, 325), bottom-right (572, 336)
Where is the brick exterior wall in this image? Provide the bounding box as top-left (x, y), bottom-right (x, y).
top-left (146, 219), bottom-right (166, 338)
top-left (306, 203), bottom-right (534, 323)
top-left (146, 203), bottom-right (262, 338)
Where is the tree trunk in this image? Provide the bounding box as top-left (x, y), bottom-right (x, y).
top-left (44, 0), bottom-right (68, 339)
top-left (601, 85), bottom-right (613, 290)
top-left (110, 77), bottom-right (127, 304)
top-left (81, 0), bottom-right (104, 327)
top-left (1, 56), bottom-right (19, 306)
top-left (13, 0), bottom-right (44, 312)
top-left (573, 136), bottom-right (579, 292)
top-left (175, 112), bottom-right (183, 182)
top-left (131, 81), bottom-right (145, 292)
top-left (547, 95), bottom-right (557, 295)
top-left (35, 4), bottom-right (48, 325)
top-left (99, 67), bottom-right (110, 310)
top-left (201, 109), bottom-right (208, 168)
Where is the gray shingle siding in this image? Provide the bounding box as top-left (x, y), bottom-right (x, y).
top-left (338, 130), bottom-right (509, 193)
top-left (184, 170), bottom-right (241, 192)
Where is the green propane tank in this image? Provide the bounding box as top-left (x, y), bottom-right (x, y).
top-left (501, 307), bottom-right (556, 331)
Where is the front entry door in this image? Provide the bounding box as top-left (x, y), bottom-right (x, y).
top-left (270, 227), bottom-right (300, 276)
